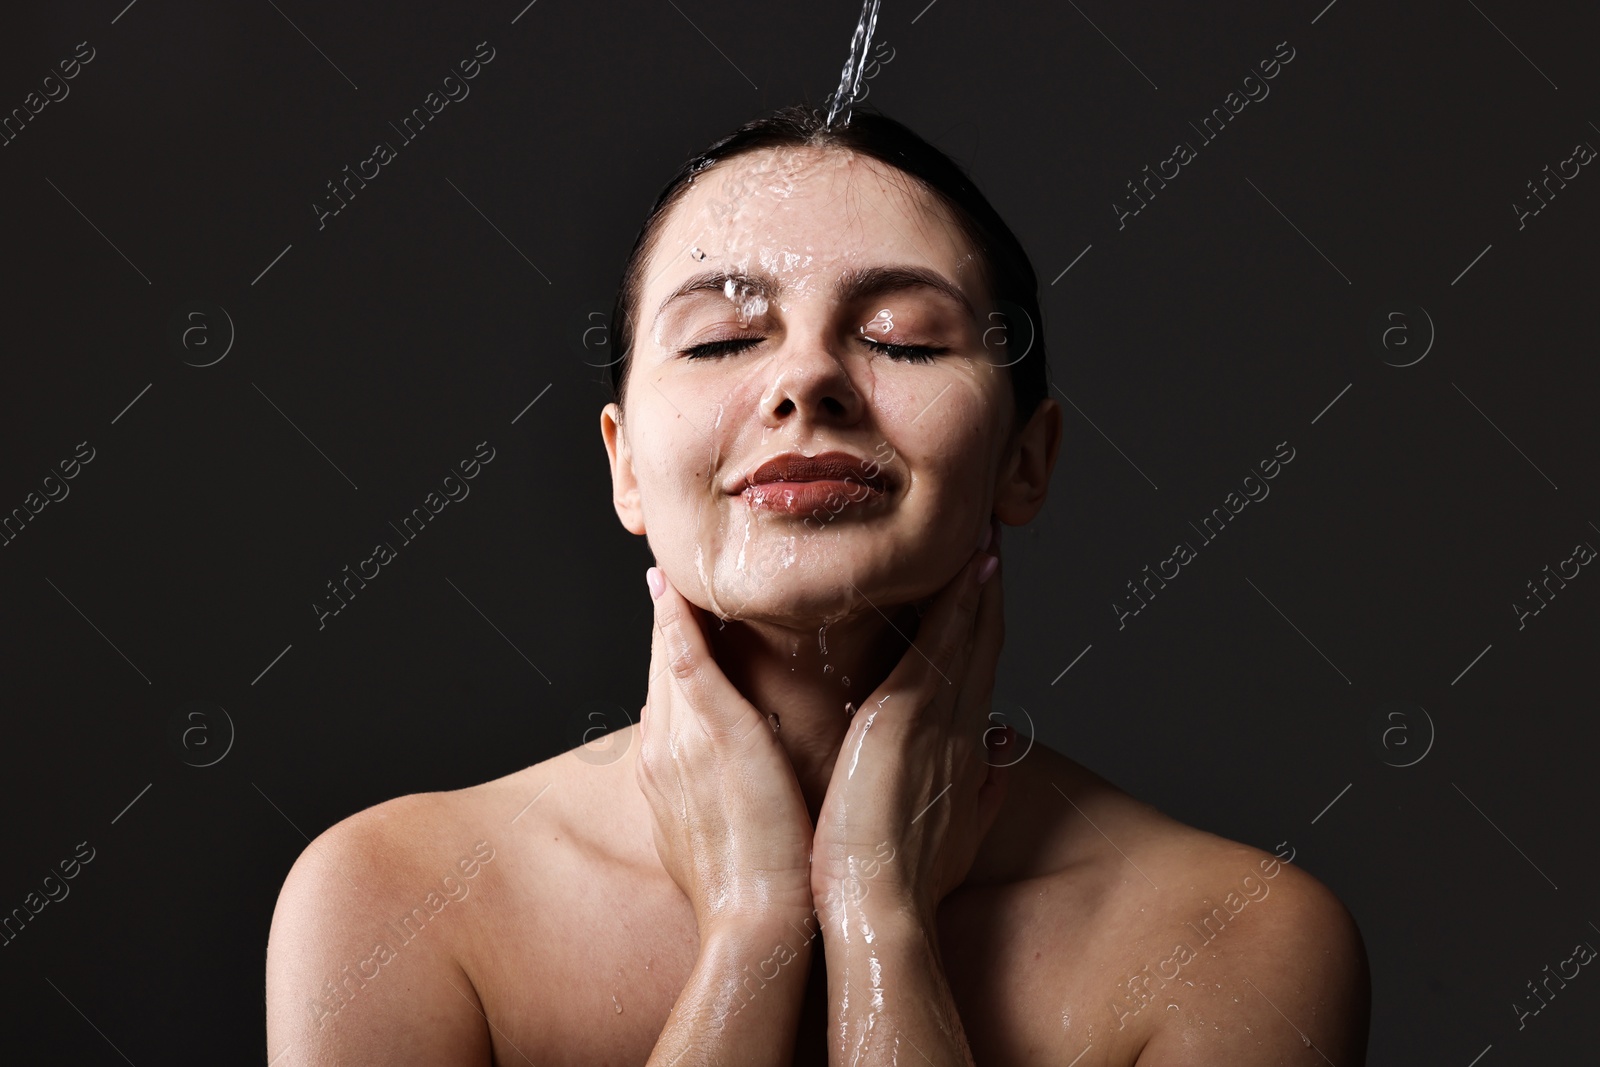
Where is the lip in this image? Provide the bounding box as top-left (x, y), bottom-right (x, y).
top-left (727, 450), bottom-right (892, 515)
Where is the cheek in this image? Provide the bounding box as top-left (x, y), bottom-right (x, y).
top-left (894, 374), bottom-right (1005, 496)
top-left (629, 414), bottom-right (712, 530)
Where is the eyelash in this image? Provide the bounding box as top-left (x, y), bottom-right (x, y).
top-left (680, 337), bottom-right (946, 364)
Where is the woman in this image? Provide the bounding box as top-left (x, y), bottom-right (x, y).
top-left (266, 105), bottom-right (1370, 1066)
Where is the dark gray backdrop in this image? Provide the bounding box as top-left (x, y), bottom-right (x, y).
top-left (2, 0), bottom-right (1595, 1063)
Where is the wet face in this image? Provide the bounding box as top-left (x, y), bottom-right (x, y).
top-left (601, 145), bottom-right (1027, 625)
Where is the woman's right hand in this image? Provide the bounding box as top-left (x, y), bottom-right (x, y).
top-left (636, 565), bottom-right (817, 937)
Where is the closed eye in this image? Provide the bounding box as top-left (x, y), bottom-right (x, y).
top-left (681, 337), bottom-right (763, 359)
top-left (858, 338), bottom-right (945, 364)
top-left (679, 337), bottom-right (947, 363)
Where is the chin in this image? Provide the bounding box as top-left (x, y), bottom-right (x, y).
top-left (699, 567), bottom-right (871, 626)
top-left (695, 551), bottom-right (938, 628)
top-left (709, 593), bottom-right (877, 628)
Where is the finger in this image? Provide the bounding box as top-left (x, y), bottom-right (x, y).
top-left (959, 522), bottom-right (1006, 733)
top-left (649, 565), bottom-right (751, 740)
top-left (893, 545), bottom-right (995, 709)
top-left (643, 570), bottom-right (675, 743)
top-left (854, 558), bottom-right (981, 735)
top-left (973, 725), bottom-right (1014, 840)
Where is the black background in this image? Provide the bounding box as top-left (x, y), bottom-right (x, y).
top-left (2, 1), bottom-right (1596, 1063)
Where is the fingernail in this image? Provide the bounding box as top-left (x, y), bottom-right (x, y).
top-left (646, 566), bottom-right (665, 600)
top-left (977, 553), bottom-right (999, 584)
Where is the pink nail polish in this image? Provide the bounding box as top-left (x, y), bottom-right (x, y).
top-left (977, 554), bottom-right (999, 584)
top-left (646, 567), bottom-right (665, 600)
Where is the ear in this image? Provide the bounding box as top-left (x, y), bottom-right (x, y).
top-left (993, 397), bottom-right (1061, 526)
top-left (600, 403), bottom-right (647, 535)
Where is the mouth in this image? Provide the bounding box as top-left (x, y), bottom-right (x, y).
top-left (727, 450), bottom-right (892, 516)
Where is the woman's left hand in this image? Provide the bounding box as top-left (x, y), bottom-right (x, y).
top-left (810, 517), bottom-right (1014, 930)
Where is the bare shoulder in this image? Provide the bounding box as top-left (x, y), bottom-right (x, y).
top-left (263, 767), bottom-right (554, 1066)
top-left (997, 746), bottom-right (1369, 1064)
top-left (1093, 793), bottom-right (1370, 1065)
top-left (1128, 831), bottom-right (1371, 1065)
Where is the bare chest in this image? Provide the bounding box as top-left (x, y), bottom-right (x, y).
top-left (462, 863), bottom-right (1155, 1067)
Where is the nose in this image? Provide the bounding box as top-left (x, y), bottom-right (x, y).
top-left (758, 340), bottom-right (865, 428)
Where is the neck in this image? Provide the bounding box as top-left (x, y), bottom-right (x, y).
top-left (707, 606), bottom-right (919, 819)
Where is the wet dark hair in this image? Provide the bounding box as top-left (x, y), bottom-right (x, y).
top-left (607, 103), bottom-right (1049, 423)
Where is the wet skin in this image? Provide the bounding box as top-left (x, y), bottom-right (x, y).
top-left (265, 733), bottom-right (1369, 1065)
top-left (266, 145), bottom-right (1370, 1065)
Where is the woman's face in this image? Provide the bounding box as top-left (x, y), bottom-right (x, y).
top-left (602, 144), bottom-right (1048, 625)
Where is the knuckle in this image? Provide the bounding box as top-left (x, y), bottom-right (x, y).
top-left (657, 607), bottom-right (701, 684)
top-left (930, 634), bottom-right (963, 676)
top-left (666, 643), bottom-right (697, 682)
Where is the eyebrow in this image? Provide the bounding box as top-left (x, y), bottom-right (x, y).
top-left (653, 263), bottom-right (977, 326)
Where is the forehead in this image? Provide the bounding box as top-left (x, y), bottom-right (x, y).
top-left (640, 145), bottom-right (980, 310)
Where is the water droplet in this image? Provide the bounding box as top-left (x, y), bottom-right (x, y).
top-left (690, 247), bottom-right (707, 261)
top-left (766, 712), bottom-right (781, 732)
top-left (818, 624), bottom-right (829, 655)
top-left (1299, 1034), bottom-right (1311, 1048)
top-left (612, 993), bottom-right (624, 1014)
top-left (841, 675), bottom-right (851, 687)
top-left (860, 308), bottom-right (894, 334)
top-left (824, 664), bottom-right (834, 674)
top-left (1166, 1003), bottom-right (1178, 1012)
top-left (845, 702), bottom-right (857, 717)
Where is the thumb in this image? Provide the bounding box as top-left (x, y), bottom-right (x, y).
top-left (975, 724), bottom-right (1015, 838)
